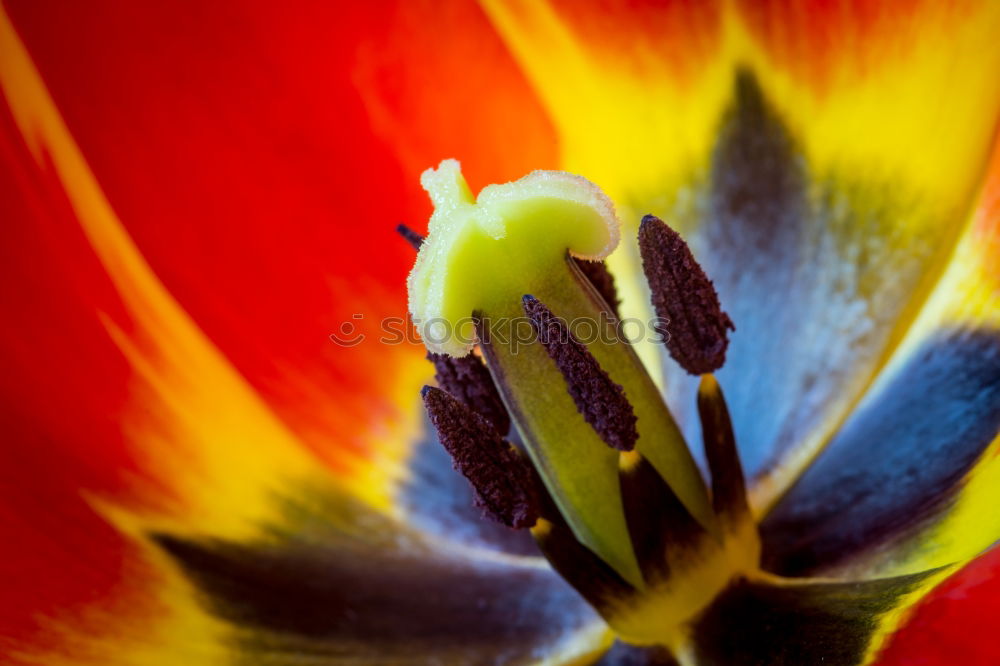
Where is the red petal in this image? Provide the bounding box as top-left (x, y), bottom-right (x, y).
top-left (0, 0), bottom-right (555, 658)
top-left (3, 0), bottom-right (556, 466)
top-left (877, 547), bottom-right (1000, 665)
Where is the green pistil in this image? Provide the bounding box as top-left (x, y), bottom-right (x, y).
top-left (409, 160), bottom-right (714, 588)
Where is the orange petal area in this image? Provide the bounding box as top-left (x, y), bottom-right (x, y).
top-left (543, 0), bottom-right (724, 91)
top-left (353, 0), bottom-right (558, 194)
top-left (971, 132), bottom-right (1000, 289)
top-left (875, 546), bottom-right (1000, 665)
top-left (0, 6), bottom-right (426, 662)
top-left (738, 0), bottom-right (948, 93)
top-left (0, 0), bottom-right (563, 659)
top-left (0, 0), bottom-right (417, 532)
top-left (1, 0), bottom-right (558, 474)
top-left (0, 0), bottom-right (438, 475)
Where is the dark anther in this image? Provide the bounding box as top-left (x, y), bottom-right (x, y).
top-left (427, 352), bottom-right (511, 435)
top-left (573, 258), bottom-right (620, 318)
top-left (522, 295), bottom-right (638, 451)
top-left (638, 214), bottom-right (734, 375)
top-left (396, 223), bottom-right (425, 250)
top-left (698, 375), bottom-right (749, 522)
top-left (421, 386), bottom-right (539, 528)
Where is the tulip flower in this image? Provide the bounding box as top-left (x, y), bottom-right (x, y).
top-left (1, 1), bottom-right (999, 665)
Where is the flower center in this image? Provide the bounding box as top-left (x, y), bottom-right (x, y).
top-left (406, 161), bottom-right (761, 650)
